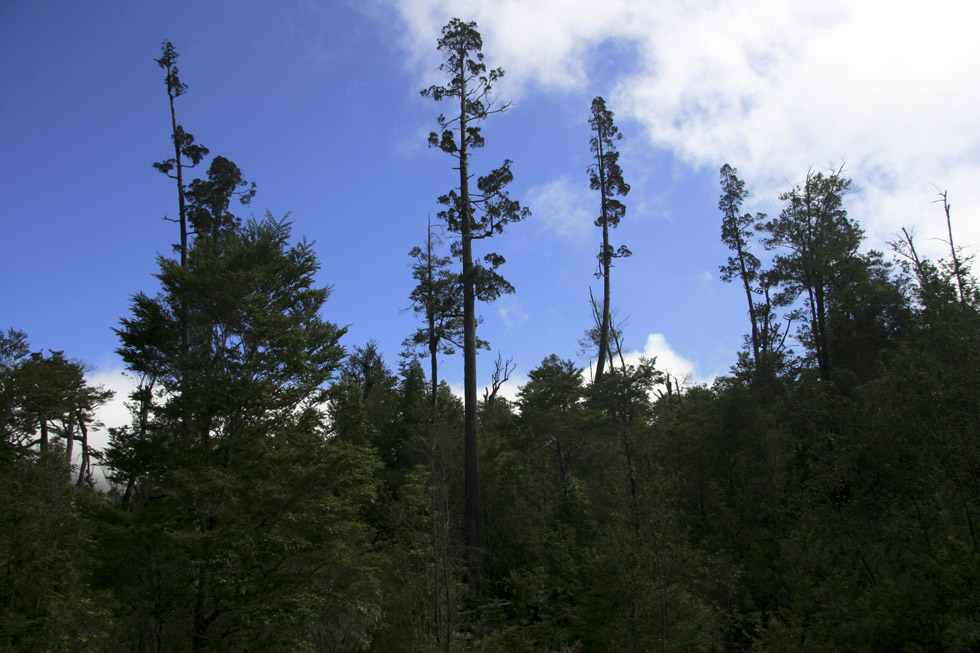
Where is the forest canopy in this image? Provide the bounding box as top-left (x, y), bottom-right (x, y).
top-left (2, 22), bottom-right (980, 653)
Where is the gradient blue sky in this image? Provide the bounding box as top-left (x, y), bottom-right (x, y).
top-left (3, 0), bottom-right (979, 434)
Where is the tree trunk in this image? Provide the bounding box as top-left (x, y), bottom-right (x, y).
top-left (941, 191), bottom-right (967, 304)
top-left (429, 324), bottom-right (439, 418)
top-left (594, 130), bottom-right (611, 384)
top-left (814, 282), bottom-right (831, 381)
top-left (457, 67), bottom-right (483, 594)
top-left (75, 410), bottom-right (90, 486)
top-left (597, 218), bottom-right (612, 382)
top-left (191, 567), bottom-right (212, 652)
top-left (39, 418), bottom-right (48, 453)
top-left (426, 225), bottom-right (440, 418)
top-left (736, 239), bottom-right (760, 363)
top-left (64, 409), bottom-right (76, 464)
top-left (167, 90), bottom-right (188, 271)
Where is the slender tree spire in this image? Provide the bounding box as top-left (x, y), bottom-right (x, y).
top-left (718, 164), bottom-right (763, 368)
top-left (588, 97), bottom-right (630, 384)
top-left (153, 41), bottom-right (209, 268)
top-left (422, 18), bottom-right (530, 592)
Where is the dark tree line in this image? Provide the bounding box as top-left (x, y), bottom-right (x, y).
top-left (2, 22), bottom-right (980, 652)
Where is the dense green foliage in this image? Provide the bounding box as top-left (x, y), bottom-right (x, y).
top-left (3, 22), bottom-right (979, 652)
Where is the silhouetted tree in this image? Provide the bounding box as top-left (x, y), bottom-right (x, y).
top-left (152, 41), bottom-right (209, 268)
top-left (588, 97), bottom-right (631, 384)
top-left (186, 156), bottom-right (255, 240)
top-left (105, 217), bottom-right (380, 651)
top-left (759, 167), bottom-right (859, 381)
top-left (405, 219), bottom-right (464, 416)
top-left (421, 17), bottom-right (530, 592)
top-left (718, 165), bottom-right (763, 360)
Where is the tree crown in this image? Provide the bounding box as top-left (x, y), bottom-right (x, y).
top-left (421, 18), bottom-right (507, 156)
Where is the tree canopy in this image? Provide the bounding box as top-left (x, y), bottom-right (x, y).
top-left (2, 26), bottom-right (978, 653)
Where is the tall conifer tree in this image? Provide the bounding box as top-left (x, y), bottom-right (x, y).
top-left (421, 18), bottom-right (530, 591)
top-left (588, 97), bottom-right (630, 384)
top-left (718, 164), bottom-right (765, 369)
top-left (152, 41), bottom-right (209, 269)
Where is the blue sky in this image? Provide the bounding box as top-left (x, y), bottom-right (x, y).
top-left (3, 0), bottom-right (979, 433)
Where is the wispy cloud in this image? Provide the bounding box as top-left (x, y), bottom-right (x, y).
top-left (498, 302), bottom-right (529, 329)
top-left (525, 176), bottom-right (594, 240)
top-left (699, 270), bottom-right (715, 294)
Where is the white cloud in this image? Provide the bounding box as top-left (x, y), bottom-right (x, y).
top-left (448, 375), bottom-right (524, 406)
top-left (87, 368), bottom-right (135, 452)
top-left (525, 176), bottom-right (594, 239)
top-left (625, 332), bottom-right (704, 386)
top-left (448, 382), bottom-right (464, 401)
top-left (79, 368), bottom-right (136, 488)
top-left (582, 332), bottom-right (710, 389)
top-left (498, 302), bottom-right (529, 329)
top-left (483, 374), bottom-right (525, 404)
top-left (393, 0), bottom-right (980, 256)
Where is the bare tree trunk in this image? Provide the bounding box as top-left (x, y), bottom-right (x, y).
top-left (940, 190), bottom-right (967, 304)
top-left (424, 218), bottom-right (441, 419)
top-left (191, 567), bottom-right (211, 653)
top-left (166, 86), bottom-right (189, 271)
top-left (39, 418), bottom-right (49, 453)
top-left (191, 515), bottom-right (217, 653)
top-left (75, 410), bottom-right (91, 486)
top-left (814, 281), bottom-right (831, 381)
top-left (482, 352), bottom-right (514, 407)
top-left (64, 409), bottom-right (76, 465)
top-left (736, 239), bottom-right (760, 363)
top-left (429, 330), bottom-right (439, 417)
